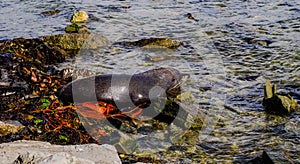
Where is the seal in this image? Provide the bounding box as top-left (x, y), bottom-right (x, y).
top-left (59, 67), bottom-right (189, 109)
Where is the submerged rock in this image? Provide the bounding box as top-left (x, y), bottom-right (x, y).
top-left (0, 140), bottom-right (121, 164)
top-left (263, 80), bottom-right (298, 115)
top-left (116, 38), bottom-right (183, 49)
top-left (41, 9), bottom-right (61, 15)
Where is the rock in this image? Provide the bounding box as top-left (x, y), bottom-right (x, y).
top-left (71, 11), bottom-right (89, 23)
top-left (65, 23), bottom-right (91, 34)
top-left (247, 150), bottom-right (274, 164)
top-left (14, 152), bottom-right (95, 164)
top-left (116, 38), bottom-right (183, 49)
top-left (0, 140), bottom-right (121, 164)
top-left (0, 54), bottom-right (13, 88)
top-left (186, 13), bottom-right (199, 22)
top-left (0, 121), bottom-right (25, 136)
top-left (41, 9), bottom-right (61, 15)
top-left (263, 80), bottom-right (298, 115)
top-left (248, 150), bottom-right (296, 164)
top-left (42, 33), bottom-right (110, 50)
top-left (176, 92), bottom-right (195, 104)
top-left (248, 38), bottom-right (273, 46)
top-left (60, 68), bottom-right (98, 80)
top-left (110, 131), bottom-right (138, 154)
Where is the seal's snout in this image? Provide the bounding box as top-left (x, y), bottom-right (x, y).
top-left (164, 68), bottom-right (189, 96)
top-left (180, 73), bottom-right (190, 82)
top-left (171, 72), bottom-right (189, 89)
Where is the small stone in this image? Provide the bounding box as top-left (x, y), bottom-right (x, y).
top-left (0, 120), bottom-right (25, 136)
top-left (71, 11), bottom-right (89, 23)
top-left (186, 13), bottom-right (199, 22)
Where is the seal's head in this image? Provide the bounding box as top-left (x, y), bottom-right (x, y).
top-left (139, 67), bottom-right (190, 96)
top-left (164, 68), bottom-right (190, 96)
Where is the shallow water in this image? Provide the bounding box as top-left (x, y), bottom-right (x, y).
top-left (1, 0), bottom-right (299, 162)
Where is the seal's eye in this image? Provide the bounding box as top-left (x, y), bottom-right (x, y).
top-left (172, 78), bottom-right (176, 83)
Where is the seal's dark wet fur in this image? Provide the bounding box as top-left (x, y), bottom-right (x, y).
top-left (59, 68), bottom-right (189, 108)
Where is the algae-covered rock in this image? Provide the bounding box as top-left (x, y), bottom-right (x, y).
top-left (263, 80), bottom-right (298, 115)
top-left (42, 33), bottom-right (110, 51)
top-left (117, 38), bottom-right (183, 49)
top-left (41, 9), bottom-right (61, 15)
top-left (65, 23), bottom-right (91, 34)
top-left (176, 92), bottom-right (195, 104)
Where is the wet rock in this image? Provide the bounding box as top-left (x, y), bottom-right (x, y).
top-left (215, 3), bottom-right (227, 8)
top-left (65, 24), bottom-right (91, 34)
top-left (0, 54), bottom-right (13, 88)
top-left (0, 140), bottom-right (121, 164)
top-left (247, 150), bottom-right (274, 164)
top-left (60, 68), bottom-right (98, 80)
top-left (248, 38), bottom-right (273, 46)
top-left (110, 131), bottom-right (138, 154)
top-left (248, 150), bottom-right (296, 164)
top-left (42, 33), bottom-right (110, 51)
top-left (0, 121), bottom-right (25, 136)
top-left (116, 38), bottom-right (183, 49)
top-left (186, 13), bottom-right (199, 22)
top-left (242, 37), bottom-right (273, 46)
top-left (71, 11), bottom-right (89, 23)
top-left (263, 80), bottom-right (298, 115)
top-left (41, 9), bottom-right (61, 15)
top-left (176, 92), bottom-right (195, 104)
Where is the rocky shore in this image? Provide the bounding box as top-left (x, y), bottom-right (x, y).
top-left (0, 11), bottom-right (298, 162)
top-left (0, 29), bottom-right (190, 163)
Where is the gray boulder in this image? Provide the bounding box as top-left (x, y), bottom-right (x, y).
top-left (0, 140), bottom-right (121, 164)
